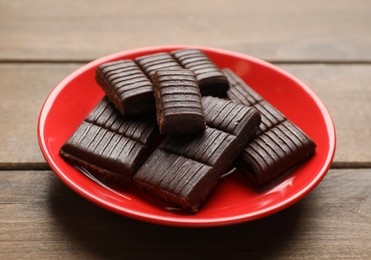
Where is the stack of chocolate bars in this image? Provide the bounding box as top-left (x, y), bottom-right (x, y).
top-left (60, 49), bottom-right (316, 213)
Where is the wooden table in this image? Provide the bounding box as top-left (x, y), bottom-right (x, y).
top-left (1, 0), bottom-right (370, 258)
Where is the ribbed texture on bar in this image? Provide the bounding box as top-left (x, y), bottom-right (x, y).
top-left (240, 121), bottom-right (316, 185)
top-left (96, 60), bottom-right (154, 115)
top-left (86, 97), bottom-right (157, 144)
top-left (152, 69), bottom-right (205, 134)
top-left (171, 49), bottom-right (229, 97)
top-left (225, 68), bottom-right (263, 106)
top-left (135, 52), bottom-right (182, 78)
top-left (224, 68), bottom-right (316, 186)
top-left (160, 127), bottom-right (234, 166)
top-left (224, 68), bottom-right (286, 134)
top-left (62, 121), bottom-right (144, 174)
top-left (134, 149), bottom-right (213, 202)
top-left (253, 101), bottom-right (286, 134)
top-left (134, 96), bottom-right (261, 213)
top-left (60, 98), bottom-right (159, 184)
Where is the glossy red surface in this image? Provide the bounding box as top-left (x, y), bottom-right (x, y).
top-left (38, 46), bottom-right (336, 227)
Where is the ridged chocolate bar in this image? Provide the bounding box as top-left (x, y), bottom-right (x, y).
top-left (135, 52), bottom-right (182, 78)
top-left (60, 97), bottom-right (159, 185)
top-left (224, 68), bottom-right (316, 186)
top-left (152, 69), bottom-right (205, 134)
top-left (96, 60), bottom-right (154, 115)
top-left (133, 96), bottom-right (261, 213)
top-left (171, 49), bottom-right (229, 97)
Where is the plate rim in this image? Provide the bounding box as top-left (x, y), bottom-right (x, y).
top-left (37, 45), bottom-right (336, 227)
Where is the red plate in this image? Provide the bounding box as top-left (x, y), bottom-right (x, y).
top-left (38, 46), bottom-right (336, 227)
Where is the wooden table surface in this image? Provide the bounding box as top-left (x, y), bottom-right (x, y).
top-left (1, 0), bottom-right (370, 259)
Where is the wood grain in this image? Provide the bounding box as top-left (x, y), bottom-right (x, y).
top-left (0, 63), bottom-right (81, 167)
top-left (0, 169), bottom-right (370, 259)
top-left (0, 0), bottom-right (370, 62)
top-left (1, 63), bottom-right (370, 166)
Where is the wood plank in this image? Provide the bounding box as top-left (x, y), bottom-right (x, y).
top-left (0, 0), bottom-right (370, 62)
top-left (0, 63), bottom-right (81, 167)
top-left (1, 63), bottom-right (370, 165)
top-left (0, 169), bottom-right (370, 259)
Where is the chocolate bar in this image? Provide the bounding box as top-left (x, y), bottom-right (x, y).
top-left (135, 52), bottom-right (182, 78)
top-left (171, 49), bottom-right (229, 97)
top-left (133, 96), bottom-right (261, 213)
top-left (224, 69), bottom-right (316, 186)
top-left (152, 69), bottom-right (205, 134)
top-left (239, 120), bottom-right (316, 186)
top-left (60, 97), bottom-right (159, 185)
top-left (96, 60), bottom-right (154, 115)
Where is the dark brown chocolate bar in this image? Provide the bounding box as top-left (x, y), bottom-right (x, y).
top-left (239, 121), bottom-right (316, 186)
top-left (152, 69), bottom-right (205, 134)
top-left (224, 68), bottom-right (316, 186)
top-left (133, 96), bottom-right (261, 213)
top-left (96, 60), bottom-right (154, 115)
top-left (171, 49), bottom-right (229, 97)
top-left (60, 97), bottom-right (159, 185)
top-left (135, 52), bottom-right (182, 78)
